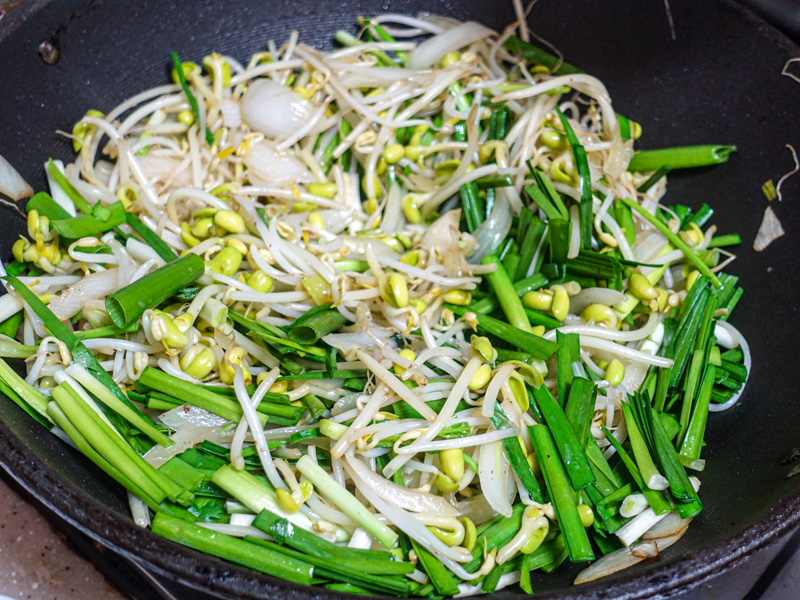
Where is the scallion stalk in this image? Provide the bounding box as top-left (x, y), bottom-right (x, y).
top-left (125, 213), bottom-right (179, 262)
top-left (530, 425), bottom-right (594, 562)
top-left (619, 197), bottom-right (721, 287)
top-left (153, 513), bottom-right (315, 584)
top-left (295, 455), bottom-right (398, 549)
top-left (447, 304), bottom-right (560, 361)
top-left (628, 145), bottom-right (736, 172)
top-left (481, 254), bottom-right (531, 333)
top-left (105, 253), bottom-right (204, 327)
top-left (555, 108), bottom-right (593, 249)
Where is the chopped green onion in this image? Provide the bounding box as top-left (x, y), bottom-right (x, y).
top-left (125, 213), bottom-right (179, 262)
top-left (153, 513), bottom-right (315, 584)
top-left (46, 159), bottom-right (92, 214)
top-left (627, 145), bottom-right (736, 172)
top-left (619, 197), bottom-right (721, 287)
top-left (555, 108), bottom-right (593, 248)
top-left (171, 52), bottom-right (214, 145)
top-left (296, 455), bottom-right (398, 549)
top-left (530, 424), bottom-right (594, 562)
top-left (447, 304), bottom-right (560, 361)
top-left (482, 254), bottom-right (531, 333)
top-left (106, 253), bottom-right (204, 327)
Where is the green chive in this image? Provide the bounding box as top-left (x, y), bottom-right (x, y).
top-left (125, 213), bottom-right (179, 262)
top-left (503, 36), bottom-right (581, 76)
top-left (446, 304), bottom-right (560, 361)
top-left (627, 145), bottom-right (736, 172)
top-left (636, 166), bottom-right (672, 193)
top-left (491, 405), bottom-right (544, 502)
top-left (619, 197), bottom-right (721, 287)
top-left (46, 159), bottom-right (92, 214)
top-left (530, 384), bottom-right (595, 490)
top-left (706, 233), bottom-right (741, 248)
top-left (530, 424), bottom-right (594, 562)
top-left (555, 108), bottom-right (593, 249)
top-left (153, 513), bottom-right (314, 584)
top-left (105, 253), bottom-right (204, 327)
top-left (171, 52), bottom-right (214, 145)
top-left (482, 254), bottom-right (531, 332)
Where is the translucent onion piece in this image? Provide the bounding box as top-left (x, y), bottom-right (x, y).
top-left (753, 205), bottom-right (784, 251)
top-left (407, 21), bottom-right (494, 69)
top-left (143, 425), bottom-right (218, 467)
top-left (48, 268), bottom-right (121, 320)
top-left (159, 404), bottom-right (229, 430)
top-left (574, 528), bottom-right (688, 585)
top-left (478, 441), bottom-right (513, 518)
top-left (0, 152), bottom-right (33, 200)
top-left (468, 193), bottom-right (511, 264)
top-left (709, 320), bottom-right (751, 412)
top-left (242, 79), bottom-right (323, 139)
top-left (244, 141), bottom-right (313, 185)
top-left (345, 453), bottom-right (459, 516)
top-left (642, 512), bottom-right (692, 540)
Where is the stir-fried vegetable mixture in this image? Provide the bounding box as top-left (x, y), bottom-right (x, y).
top-left (0, 12), bottom-right (750, 595)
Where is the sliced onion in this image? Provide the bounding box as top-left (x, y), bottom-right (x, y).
top-left (381, 184), bottom-right (404, 234)
top-left (48, 268), bottom-right (121, 320)
top-left (0, 152), bottom-right (33, 200)
top-left (137, 155), bottom-right (192, 188)
top-left (242, 79), bottom-right (324, 139)
top-left (220, 98), bottom-right (243, 129)
top-left (574, 546), bottom-right (648, 584)
top-left (753, 205), bottom-right (784, 251)
top-left (244, 141), bottom-right (313, 184)
top-left (642, 512), bottom-right (692, 540)
top-left (345, 453), bottom-right (459, 516)
top-left (407, 22), bottom-right (494, 69)
top-left (574, 527), bottom-right (688, 585)
top-left (709, 320), bottom-right (751, 412)
top-left (478, 441), bottom-right (513, 517)
top-left (450, 494), bottom-right (496, 525)
top-left (143, 425), bottom-right (218, 467)
top-left (159, 404), bottom-right (229, 430)
top-left (468, 194), bottom-right (511, 264)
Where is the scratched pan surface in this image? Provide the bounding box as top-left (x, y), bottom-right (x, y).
top-left (0, 0), bottom-right (799, 598)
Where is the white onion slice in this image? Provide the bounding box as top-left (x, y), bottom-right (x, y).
top-left (244, 141), bottom-right (313, 184)
top-left (345, 453), bottom-right (459, 516)
top-left (143, 425), bottom-right (218, 467)
top-left (407, 22), bottom-right (494, 69)
top-left (0, 152), bottom-right (33, 201)
top-left (242, 79), bottom-right (323, 139)
top-left (709, 320), bottom-right (751, 412)
top-left (753, 205), bottom-right (784, 251)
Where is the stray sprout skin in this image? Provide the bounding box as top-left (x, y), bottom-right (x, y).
top-left (0, 10), bottom-right (749, 596)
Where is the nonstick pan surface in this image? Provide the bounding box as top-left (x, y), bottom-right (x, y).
top-left (0, 1), bottom-right (799, 598)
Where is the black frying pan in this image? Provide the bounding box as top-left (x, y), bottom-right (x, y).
top-left (1, 1), bottom-right (799, 598)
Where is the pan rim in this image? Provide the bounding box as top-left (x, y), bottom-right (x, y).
top-left (0, 0), bottom-right (798, 598)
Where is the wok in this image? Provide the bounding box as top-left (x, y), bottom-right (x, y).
top-left (0, 0), bottom-right (799, 598)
